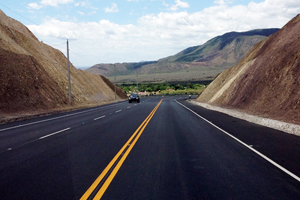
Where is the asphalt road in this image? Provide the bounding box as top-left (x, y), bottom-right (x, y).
top-left (0, 96), bottom-right (300, 200)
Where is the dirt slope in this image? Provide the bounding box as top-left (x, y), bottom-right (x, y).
top-left (0, 10), bottom-right (127, 119)
top-left (196, 14), bottom-right (300, 125)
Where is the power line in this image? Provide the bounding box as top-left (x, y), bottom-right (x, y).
top-left (72, 42), bottom-right (100, 60)
top-left (0, 2), bottom-right (38, 26)
top-left (0, 2), bottom-right (61, 49)
top-left (70, 51), bottom-right (93, 65)
top-left (0, 3), bottom-right (100, 67)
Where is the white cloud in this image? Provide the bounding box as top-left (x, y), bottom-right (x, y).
top-left (28, 0), bottom-right (74, 9)
top-left (40, 0), bottom-right (74, 7)
top-left (105, 3), bottom-right (119, 13)
top-left (214, 0), bottom-right (232, 5)
top-left (169, 0), bottom-right (190, 11)
top-left (28, 3), bottom-right (43, 10)
top-left (75, 1), bottom-right (94, 8)
top-left (27, 0), bottom-right (300, 65)
top-left (75, 2), bottom-right (85, 7)
top-left (74, 0), bottom-right (98, 15)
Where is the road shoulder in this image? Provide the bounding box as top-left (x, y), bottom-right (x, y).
top-left (190, 100), bottom-right (300, 136)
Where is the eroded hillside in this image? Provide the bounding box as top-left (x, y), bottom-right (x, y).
top-left (196, 14), bottom-right (300, 125)
top-left (0, 10), bottom-right (127, 120)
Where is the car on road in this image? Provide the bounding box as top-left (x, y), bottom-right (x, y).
top-left (128, 94), bottom-right (140, 103)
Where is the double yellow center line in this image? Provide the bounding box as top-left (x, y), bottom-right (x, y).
top-left (80, 99), bottom-right (163, 200)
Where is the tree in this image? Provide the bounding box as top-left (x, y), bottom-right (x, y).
top-left (146, 87), bottom-right (153, 92)
top-left (153, 85), bottom-right (160, 92)
top-left (193, 84), bottom-right (201, 89)
top-left (122, 86), bottom-right (130, 93)
top-left (159, 85), bottom-right (167, 90)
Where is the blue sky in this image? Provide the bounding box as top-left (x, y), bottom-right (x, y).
top-left (3, 1), bottom-right (261, 25)
top-left (1, 0), bottom-right (300, 68)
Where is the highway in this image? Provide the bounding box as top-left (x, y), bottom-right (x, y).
top-left (0, 96), bottom-right (300, 200)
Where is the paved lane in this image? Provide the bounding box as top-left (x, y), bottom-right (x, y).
top-left (0, 97), bottom-right (161, 199)
top-left (0, 96), bottom-right (299, 199)
top-left (0, 101), bottom-right (134, 152)
top-left (100, 97), bottom-right (300, 200)
top-left (179, 98), bottom-right (300, 180)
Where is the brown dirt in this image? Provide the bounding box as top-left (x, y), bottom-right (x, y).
top-left (196, 14), bottom-right (300, 125)
top-left (0, 9), bottom-right (127, 123)
top-left (0, 49), bottom-right (68, 112)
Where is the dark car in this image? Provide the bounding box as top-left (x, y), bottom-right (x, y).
top-left (128, 94), bottom-right (140, 103)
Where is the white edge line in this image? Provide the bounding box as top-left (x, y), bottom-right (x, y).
top-left (0, 102), bottom-right (127, 132)
top-left (175, 99), bottom-right (300, 182)
top-left (94, 115), bottom-right (106, 121)
top-left (39, 128), bottom-right (71, 140)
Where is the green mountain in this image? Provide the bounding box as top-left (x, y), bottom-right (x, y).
top-left (86, 29), bottom-right (279, 83)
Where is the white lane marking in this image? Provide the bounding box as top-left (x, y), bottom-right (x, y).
top-left (175, 99), bottom-right (300, 182)
top-left (39, 128), bottom-right (71, 140)
top-left (115, 110), bottom-right (122, 113)
top-left (94, 116), bottom-right (106, 121)
top-left (0, 102), bottom-right (127, 132)
top-left (127, 106), bottom-right (131, 109)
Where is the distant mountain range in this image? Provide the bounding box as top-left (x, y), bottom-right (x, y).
top-left (86, 28), bottom-right (279, 83)
top-left (161, 29), bottom-right (279, 63)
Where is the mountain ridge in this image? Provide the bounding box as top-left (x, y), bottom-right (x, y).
top-left (86, 28), bottom-right (279, 82)
top-left (161, 29), bottom-right (279, 63)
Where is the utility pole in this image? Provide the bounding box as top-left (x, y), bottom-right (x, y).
top-left (136, 71), bottom-right (139, 93)
top-left (67, 39), bottom-right (72, 104)
top-left (114, 64), bottom-right (116, 100)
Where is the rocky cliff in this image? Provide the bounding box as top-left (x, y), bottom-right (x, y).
top-left (196, 14), bottom-right (300, 125)
top-left (0, 10), bottom-right (127, 120)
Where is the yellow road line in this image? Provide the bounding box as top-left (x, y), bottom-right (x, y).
top-left (80, 99), bottom-right (163, 200)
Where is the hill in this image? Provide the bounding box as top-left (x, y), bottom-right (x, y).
top-left (161, 29), bottom-right (279, 64)
top-left (0, 10), bottom-right (127, 122)
top-left (196, 14), bottom-right (300, 125)
top-left (86, 29), bottom-right (279, 83)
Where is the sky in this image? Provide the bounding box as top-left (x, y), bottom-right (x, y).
top-left (1, 0), bottom-right (300, 68)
